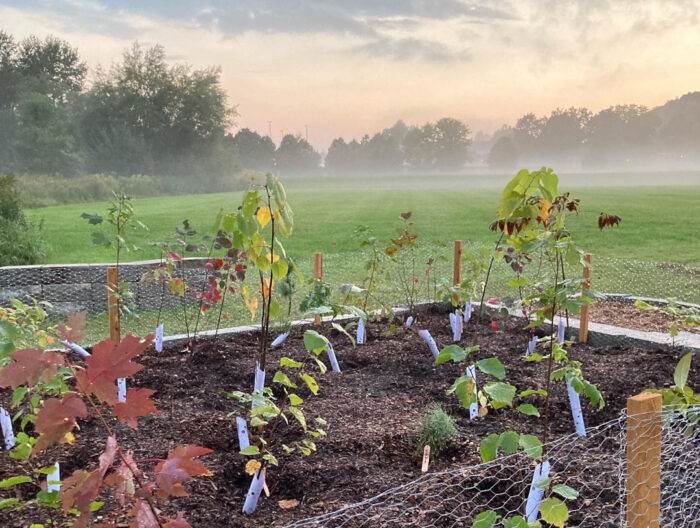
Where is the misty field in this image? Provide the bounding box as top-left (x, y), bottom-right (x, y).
top-left (25, 172), bottom-right (700, 266)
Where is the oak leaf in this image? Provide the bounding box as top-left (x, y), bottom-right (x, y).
top-left (0, 348), bottom-right (66, 389)
top-left (113, 388), bottom-right (160, 429)
top-left (58, 311), bottom-right (87, 343)
top-left (154, 445), bottom-right (213, 499)
top-left (33, 393), bottom-right (88, 454)
top-left (164, 512), bottom-right (193, 528)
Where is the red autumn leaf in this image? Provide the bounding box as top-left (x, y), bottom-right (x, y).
top-left (104, 450), bottom-right (141, 506)
top-left (490, 320), bottom-right (500, 331)
top-left (130, 500), bottom-right (160, 528)
top-left (0, 348), bottom-right (66, 389)
top-left (33, 393), bottom-right (88, 455)
top-left (154, 445), bottom-right (213, 499)
top-left (168, 251), bottom-right (182, 261)
top-left (113, 388), bottom-right (161, 429)
top-left (74, 334), bottom-right (153, 405)
top-left (58, 311), bottom-right (87, 343)
top-left (164, 512), bottom-right (193, 528)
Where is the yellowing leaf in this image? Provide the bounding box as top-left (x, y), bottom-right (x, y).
top-left (257, 207), bottom-right (272, 228)
top-left (64, 431), bottom-right (75, 445)
top-left (538, 198), bottom-right (552, 225)
top-left (261, 278), bottom-right (274, 299)
top-left (245, 460), bottom-right (261, 476)
top-left (279, 499), bottom-right (300, 509)
top-left (266, 252), bottom-right (280, 263)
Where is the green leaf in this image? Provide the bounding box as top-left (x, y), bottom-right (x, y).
top-left (303, 330), bottom-right (329, 353)
top-left (669, 323), bottom-right (679, 338)
top-left (280, 357), bottom-right (303, 368)
top-left (519, 389), bottom-right (547, 397)
top-left (80, 212), bottom-right (103, 225)
top-left (517, 404), bottom-right (540, 417)
top-left (533, 477), bottom-right (550, 489)
top-left (634, 299), bottom-right (653, 310)
top-left (436, 345), bottom-right (469, 365)
top-left (288, 393), bottom-right (303, 405)
top-left (240, 446), bottom-right (260, 456)
top-left (552, 484), bottom-right (579, 499)
top-left (476, 357), bottom-right (505, 379)
top-left (502, 516), bottom-right (529, 528)
top-left (0, 498), bottom-right (19, 509)
top-left (518, 435), bottom-right (542, 461)
top-left (483, 382), bottom-right (516, 408)
top-left (272, 371), bottom-right (297, 388)
top-left (0, 476), bottom-right (32, 488)
top-left (499, 431), bottom-right (520, 454)
top-left (301, 374), bottom-right (319, 395)
top-left (674, 353), bottom-right (692, 389)
top-left (524, 352), bottom-right (543, 362)
top-left (332, 322), bottom-right (356, 346)
top-left (271, 259), bottom-right (289, 280)
top-left (480, 433), bottom-right (500, 462)
top-left (242, 191), bottom-right (259, 217)
top-left (288, 406), bottom-right (307, 431)
top-left (269, 299), bottom-right (280, 318)
top-left (263, 453), bottom-right (279, 467)
top-left (539, 497), bottom-right (569, 527)
top-left (472, 510), bottom-right (499, 528)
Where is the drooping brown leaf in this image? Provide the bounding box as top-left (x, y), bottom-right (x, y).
top-left (58, 311), bottom-right (87, 343)
top-left (0, 348), bottom-right (66, 389)
top-left (113, 388), bottom-right (160, 429)
top-left (104, 450), bottom-right (140, 506)
top-left (598, 212), bottom-right (622, 230)
top-left (154, 445), bottom-right (213, 499)
top-left (164, 512), bottom-right (193, 528)
top-left (279, 499), bottom-right (300, 509)
top-left (33, 393), bottom-right (88, 455)
top-left (129, 500), bottom-right (160, 528)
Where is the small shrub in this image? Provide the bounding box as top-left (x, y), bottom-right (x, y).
top-left (412, 404), bottom-right (458, 459)
top-left (0, 173), bottom-right (46, 266)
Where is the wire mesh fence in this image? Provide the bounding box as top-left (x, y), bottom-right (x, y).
top-left (0, 244), bottom-right (698, 343)
top-left (284, 403), bottom-right (699, 528)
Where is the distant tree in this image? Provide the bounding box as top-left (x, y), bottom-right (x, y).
top-left (230, 128), bottom-right (275, 172)
top-left (275, 134), bottom-right (320, 173)
top-left (488, 136), bottom-right (518, 169)
top-left (365, 132), bottom-right (403, 171)
top-left (511, 113), bottom-right (545, 161)
top-left (536, 107), bottom-right (590, 164)
top-left (385, 119), bottom-right (409, 144)
top-left (432, 117), bottom-right (470, 170)
top-left (403, 125), bottom-right (433, 169)
top-left (326, 137), bottom-right (353, 172)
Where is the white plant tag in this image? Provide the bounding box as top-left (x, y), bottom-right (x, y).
top-left (526, 336), bottom-right (537, 356)
top-left (0, 406), bottom-right (15, 450)
top-left (557, 319), bottom-right (566, 343)
top-left (242, 469), bottom-right (265, 514)
top-left (61, 340), bottom-right (90, 358)
top-left (236, 417), bottom-right (250, 450)
top-left (357, 319), bottom-right (365, 344)
top-left (155, 324), bottom-right (164, 352)
top-left (271, 332), bottom-right (289, 348)
top-left (464, 301), bottom-right (472, 323)
top-left (525, 460), bottom-right (550, 521)
top-left (117, 378), bottom-right (127, 403)
top-left (465, 365), bottom-right (479, 419)
top-left (406, 316), bottom-right (413, 327)
top-left (252, 363), bottom-right (266, 409)
top-left (566, 377), bottom-right (587, 436)
top-left (421, 445), bottom-right (431, 472)
top-left (47, 462), bottom-right (60, 493)
top-left (418, 330), bottom-right (439, 359)
top-left (327, 342), bottom-right (341, 373)
top-left (449, 312), bottom-right (461, 342)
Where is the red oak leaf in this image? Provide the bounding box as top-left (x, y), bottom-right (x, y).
top-left (74, 334), bottom-right (153, 405)
top-left (130, 500), bottom-right (160, 528)
top-left (113, 388), bottom-right (160, 429)
top-left (0, 348), bottom-right (66, 389)
top-left (164, 512), bottom-right (193, 528)
top-left (33, 393), bottom-right (88, 455)
top-left (104, 450), bottom-right (141, 506)
top-left (58, 311), bottom-right (87, 343)
top-left (154, 445), bottom-right (213, 499)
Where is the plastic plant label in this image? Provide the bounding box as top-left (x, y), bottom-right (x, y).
top-left (357, 318), bottom-right (365, 345)
top-left (449, 312), bottom-right (461, 342)
top-left (47, 462), bottom-right (60, 493)
top-left (566, 377), bottom-right (587, 436)
top-left (252, 363), bottom-right (266, 409)
top-left (117, 378), bottom-right (126, 403)
top-left (418, 330), bottom-right (439, 359)
top-left (0, 406), bottom-right (15, 450)
top-left (155, 324), bottom-right (164, 352)
top-left (242, 469), bottom-right (265, 514)
top-left (526, 336), bottom-right (537, 356)
top-left (525, 460), bottom-right (550, 521)
top-left (464, 301), bottom-right (472, 323)
top-left (557, 319), bottom-right (566, 343)
top-left (327, 342), bottom-right (341, 373)
top-left (421, 445), bottom-right (431, 472)
top-left (465, 365), bottom-right (479, 419)
top-left (271, 332), bottom-right (289, 348)
top-left (406, 316), bottom-right (413, 327)
top-left (61, 340), bottom-right (90, 358)
top-left (236, 417), bottom-right (250, 450)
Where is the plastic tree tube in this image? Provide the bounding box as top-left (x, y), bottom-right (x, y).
top-left (117, 378), bottom-right (126, 403)
top-left (236, 417), bottom-right (250, 450)
top-left (155, 324), bottom-right (164, 352)
top-left (525, 460), bottom-right (550, 521)
top-left (242, 469), bottom-right (266, 514)
top-left (0, 407), bottom-right (15, 450)
top-left (61, 340), bottom-right (90, 358)
top-left (47, 462), bottom-right (60, 493)
top-left (357, 319), bottom-right (365, 344)
top-left (271, 332), bottom-right (289, 347)
top-left (465, 365), bottom-right (478, 419)
top-left (418, 330), bottom-right (439, 359)
top-left (327, 342), bottom-right (341, 373)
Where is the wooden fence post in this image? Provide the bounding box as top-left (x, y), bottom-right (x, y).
top-left (626, 392), bottom-right (662, 528)
top-left (314, 253), bottom-right (322, 325)
top-left (452, 240), bottom-right (462, 305)
top-left (578, 253), bottom-right (593, 343)
top-left (107, 266), bottom-right (120, 344)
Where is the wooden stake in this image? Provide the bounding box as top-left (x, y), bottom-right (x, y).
top-left (313, 252), bottom-right (322, 325)
top-left (578, 253), bottom-right (593, 343)
top-left (107, 266), bottom-right (120, 344)
top-left (452, 240), bottom-right (463, 305)
top-left (626, 392), bottom-right (662, 528)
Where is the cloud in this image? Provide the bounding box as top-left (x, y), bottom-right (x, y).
top-left (354, 36), bottom-right (471, 62)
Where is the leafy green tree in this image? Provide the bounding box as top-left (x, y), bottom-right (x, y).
top-left (432, 117), bottom-right (470, 170)
top-left (230, 128), bottom-right (275, 172)
top-left (275, 134), bottom-right (320, 173)
top-left (488, 136), bottom-right (518, 169)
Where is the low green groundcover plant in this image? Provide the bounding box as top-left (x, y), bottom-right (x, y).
top-left (412, 404), bottom-right (458, 460)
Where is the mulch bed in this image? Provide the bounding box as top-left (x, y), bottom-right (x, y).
top-left (0, 309), bottom-right (696, 527)
top-left (574, 299), bottom-right (699, 334)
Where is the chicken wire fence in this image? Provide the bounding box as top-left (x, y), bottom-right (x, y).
top-left (285, 404), bottom-right (700, 528)
top-left (0, 245), bottom-right (698, 343)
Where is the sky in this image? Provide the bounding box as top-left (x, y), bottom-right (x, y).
top-left (2, 0), bottom-right (700, 149)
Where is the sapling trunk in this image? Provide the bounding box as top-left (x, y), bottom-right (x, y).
top-left (540, 249), bottom-right (561, 449)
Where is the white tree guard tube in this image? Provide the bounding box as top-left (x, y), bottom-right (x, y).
top-left (0, 406), bottom-right (15, 450)
top-left (356, 319), bottom-right (365, 344)
top-left (526, 336), bottom-right (537, 356)
top-left (418, 330), bottom-right (439, 359)
top-left (47, 462), bottom-right (60, 493)
top-left (525, 460), bottom-right (550, 521)
top-left (566, 377), bottom-right (587, 436)
top-left (252, 363), bottom-right (266, 409)
top-left (449, 312), bottom-right (462, 342)
top-left (465, 365), bottom-right (479, 419)
top-left (326, 342), bottom-right (341, 373)
top-left (236, 417), bottom-right (250, 450)
top-left (61, 340), bottom-right (90, 358)
top-left (242, 469), bottom-right (265, 514)
top-left (463, 301), bottom-right (472, 323)
top-left (155, 324), bottom-right (164, 352)
top-left (271, 332), bottom-right (289, 348)
top-left (117, 378), bottom-right (127, 403)
top-left (557, 319), bottom-right (566, 343)
top-left (405, 316), bottom-right (413, 327)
